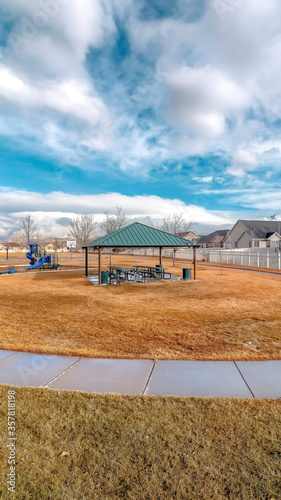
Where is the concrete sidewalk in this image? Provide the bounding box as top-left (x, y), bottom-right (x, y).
top-left (0, 350), bottom-right (280, 399)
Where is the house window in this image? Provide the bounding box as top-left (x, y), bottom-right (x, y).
top-left (254, 241), bottom-right (259, 247)
top-left (266, 241), bottom-right (271, 248)
top-left (235, 242), bottom-right (238, 248)
top-left (249, 241), bottom-right (252, 248)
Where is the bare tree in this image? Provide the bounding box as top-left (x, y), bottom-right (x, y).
top-left (20, 214), bottom-right (38, 247)
top-left (69, 214), bottom-right (96, 249)
top-left (33, 232), bottom-right (45, 246)
top-left (100, 206), bottom-right (127, 235)
top-left (161, 213), bottom-right (193, 235)
top-left (53, 238), bottom-right (63, 251)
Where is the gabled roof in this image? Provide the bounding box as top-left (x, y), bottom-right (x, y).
top-left (83, 222), bottom-right (199, 248)
top-left (239, 220), bottom-right (281, 239)
top-left (199, 230), bottom-right (230, 244)
top-left (176, 231), bottom-right (200, 239)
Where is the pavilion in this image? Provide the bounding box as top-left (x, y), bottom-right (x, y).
top-left (82, 222), bottom-right (200, 284)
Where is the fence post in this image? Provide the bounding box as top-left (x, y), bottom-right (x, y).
top-left (257, 253), bottom-right (259, 268)
top-left (279, 252), bottom-right (281, 270)
top-left (249, 253), bottom-right (251, 267)
top-left (267, 251), bottom-right (269, 268)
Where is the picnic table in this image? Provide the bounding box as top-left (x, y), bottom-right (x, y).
top-left (110, 266), bottom-right (133, 281)
top-left (132, 265), bottom-right (171, 280)
top-left (109, 265), bottom-right (171, 284)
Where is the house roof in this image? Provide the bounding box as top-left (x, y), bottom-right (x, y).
top-left (83, 222), bottom-right (200, 248)
top-left (239, 220), bottom-right (281, 239)
top-left (176, 231), bottom-right (200, 239)
top-left (0, 242), bottom-right (20, 247)
top-left (199, 230), bottom-right (230, 244)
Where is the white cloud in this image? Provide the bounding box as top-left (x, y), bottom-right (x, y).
top-left (1, 0), bottom-right (281, 181)
top-left (229, 189), bottom-right (281, 212)
top-left (121, 0), bottom-right (281, 172)
top-left (0, 65), bottom-right (110, 128)
top-left (3, 0), bottom-right (115, 68)
top-left (0, 187), bottom-right (234, 240)
top-left (192, 176), bottom-right (213, 183)
top-left (165, 65), bottom-right (248, 138)
top-left (0, 0), bottom-right (115, 160)
top-left (227, 149), bottom-right (260, 177)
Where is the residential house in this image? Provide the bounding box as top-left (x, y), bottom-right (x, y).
top-left (44, 242), bottom-right (56, 252)
top-left (176, 231), bottom-right (200, 243)
top-left (44, 239), bottom-right (69, 252)
top-left (199, 230), bottom-right (230, 248)
top-left (223, 220), bottom-right (281, 250)
top-left (0, 242), bottom-right (24, 252)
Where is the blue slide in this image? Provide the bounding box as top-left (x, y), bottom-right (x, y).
top-left (27, 256), bottom-right (47, 270)
top-left (26, 244), bottom-right (38, 266)
top-left (26, 251), bottom-right (36, 266)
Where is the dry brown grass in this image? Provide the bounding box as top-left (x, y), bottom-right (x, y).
top-left (0, 252), bottom-right (26, 259)
top-left (0, 385), bottom-right (280, 499)
top-left (0, 254), bottom-right (280, 360)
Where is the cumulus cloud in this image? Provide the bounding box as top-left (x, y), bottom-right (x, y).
top-left (123, 0), bottom-right (281, 174)
top-left (165, 65), bottom-right (248, 138)
top-left (227, 150), bottom-right (260, 178)
top-left (0, 65), bottom-right (110, 128)
top-left (0, 0), bottom-right (115, 160)
top-left (2, 0), bottom-right (115, 69)
top-left (0, 0), bottom-right (281, 204)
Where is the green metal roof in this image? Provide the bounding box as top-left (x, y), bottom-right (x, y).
top-left (83, 222), bottom-right (199, 248)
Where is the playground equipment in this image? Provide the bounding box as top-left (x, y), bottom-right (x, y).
top-left (26, 244), bottom-right (59, 270)
top-left (0, 267), bottom-right (15, 275)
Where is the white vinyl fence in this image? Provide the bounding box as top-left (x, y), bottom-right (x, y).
top-left (205, 249), bottom-right (281, 270)
top-left (120, 247), bottom-right (203, 261)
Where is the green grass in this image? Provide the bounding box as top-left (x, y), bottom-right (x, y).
top-left (0, 386), bottom-right (280, 499)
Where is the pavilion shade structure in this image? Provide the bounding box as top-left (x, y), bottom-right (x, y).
top-left (82, 222), bottom-right (200, 283)
top-left (84, 222), bottom-right (198, 248)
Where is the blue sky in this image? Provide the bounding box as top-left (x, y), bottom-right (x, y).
top-left (0, 0), bottom-right (281, 238)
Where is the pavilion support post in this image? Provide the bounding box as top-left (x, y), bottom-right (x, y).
top-left (159, 247), bottom-right (162, 265)
top-left (173, 249), bottom-right (177, 267)
top-left (193, 246), bottom-right (197, 280)
top-left (98, 247), bottom-right (102, 285)
top-left (85, 247), bottom-right (88, 277)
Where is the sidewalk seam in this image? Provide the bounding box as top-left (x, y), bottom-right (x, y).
top-left (234, 361), bottom-right (255, 398)
top-left (142, 361), bottom-right (156, 395)
top-left (0, 352), bottom-right (18, 361)
top-left (42, 358), bottom-right (81, 388)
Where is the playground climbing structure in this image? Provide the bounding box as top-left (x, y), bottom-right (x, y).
top-left (26, 244), bottom-right (59, 270)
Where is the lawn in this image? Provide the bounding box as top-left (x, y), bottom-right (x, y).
top-left (0, 385), bottom-right (280, 499)
top-left (0, 255), bottom-right (280, 360)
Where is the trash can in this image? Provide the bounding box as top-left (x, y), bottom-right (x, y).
top-left (101, 271), bottom-right (109, 285)
top-left (183, 268), bottom-right (192, 280)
